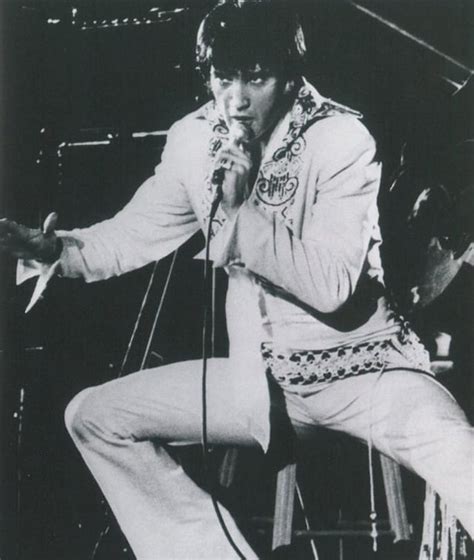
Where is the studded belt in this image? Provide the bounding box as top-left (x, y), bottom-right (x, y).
top-left (261, 326), bottom-right (430, 389)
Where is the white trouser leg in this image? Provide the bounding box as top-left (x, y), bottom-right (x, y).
top-left (64, 359), bottom-right (258, 560)
top-left (283, 370), bottom-right (474, 537)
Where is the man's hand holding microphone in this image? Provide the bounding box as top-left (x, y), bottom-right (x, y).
top-left (213, 122), bottom-right (254, 220)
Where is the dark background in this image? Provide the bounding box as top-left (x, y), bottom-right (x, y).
top-left (0, 1), bottom-right (472, 559)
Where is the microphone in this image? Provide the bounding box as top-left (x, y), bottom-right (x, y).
top-left (210, 122), bottom-right (252, 217)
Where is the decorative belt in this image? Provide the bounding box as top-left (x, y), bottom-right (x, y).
top-left (261, 326), bottom-right (431, 389)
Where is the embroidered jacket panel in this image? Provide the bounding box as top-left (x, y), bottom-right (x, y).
top-left (56, 81), bottom-right (399, 348)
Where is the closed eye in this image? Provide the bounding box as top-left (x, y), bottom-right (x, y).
top-left (249, 77), bottom-right (265, 85)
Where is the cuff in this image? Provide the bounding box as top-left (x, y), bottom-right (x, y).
top-left (17, 258), bottom-right (61, 313)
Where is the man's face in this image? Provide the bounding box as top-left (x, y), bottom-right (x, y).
top-left (209, 64), bottom-right (288, 141)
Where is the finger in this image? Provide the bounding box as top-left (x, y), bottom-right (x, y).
top-left (43, 212), bottom-right (58, 234)
top-left (0, 237), bottom-right (25, 253)
top-left (218, 151), bottom-right (252, 172)
top-left (0, 219), bottom-right (16, 234)
top-left (220, 145), bottom-right (251, 161)
top-left (0, 235), bottom-right (40, 259)
top-left (0, 241), bottom-right (26, 258)
top-left (0, 220), bottom-right (35, 241)
top-left (228, 156), bottom-right (252, 174)
top-left (227, 162), bottom-right (250, 177)
top-left (219, 142), bottom-right (250, 157)
top-left (218, 158), bottom-right (232, 171)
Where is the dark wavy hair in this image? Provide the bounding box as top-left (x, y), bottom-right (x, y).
top-left (196, 1), bottom-right (306, 82)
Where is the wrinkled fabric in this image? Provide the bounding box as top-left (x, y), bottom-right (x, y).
top-left (20, 81), bottom-right (401, 448)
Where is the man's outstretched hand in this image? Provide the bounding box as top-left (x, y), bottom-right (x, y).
top-left (0, 212), bottom-right (62, 263)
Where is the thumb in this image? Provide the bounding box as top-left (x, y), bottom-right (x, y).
top-left (42, 212), bottom-right (58, 234)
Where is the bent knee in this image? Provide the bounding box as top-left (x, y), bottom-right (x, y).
top-left (64, 386), bottom-right (101, 442)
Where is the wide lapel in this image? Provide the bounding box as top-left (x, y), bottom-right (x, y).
top-left (251, 80), bottom-right (362, 229)
top-left (201, 81), bottom-right (363, 237)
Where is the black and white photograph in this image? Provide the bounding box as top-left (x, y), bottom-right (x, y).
top-left (0, 1), bottom-right (472, 559)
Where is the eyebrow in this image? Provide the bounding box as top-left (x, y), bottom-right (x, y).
top-left (246, 68), bottom-right (271, 77)
top-left (213, 66), bottom-right (273, 79)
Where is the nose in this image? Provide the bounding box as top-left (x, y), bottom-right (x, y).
top-left (229, 80), bottom-right (250, 111)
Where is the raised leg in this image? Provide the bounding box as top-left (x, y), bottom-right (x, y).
top-left (64, 358), bottom-right (258, 560)
top-left (283, 370), bottom-right (474, 538)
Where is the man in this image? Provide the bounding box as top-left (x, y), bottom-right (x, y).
top-left (386, 124), bottom-right (474, 558)
top-left (1, 2), bottom-right (473, 559)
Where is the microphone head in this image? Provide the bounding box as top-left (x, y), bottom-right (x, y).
top-left (229, 121), bottom-right (253, 146)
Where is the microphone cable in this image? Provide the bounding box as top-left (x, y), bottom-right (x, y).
top-left (200, 183), bottom-right (247, 560)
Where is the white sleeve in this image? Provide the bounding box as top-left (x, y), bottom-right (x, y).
top-left (18, 121), bottom-right (200, 310)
